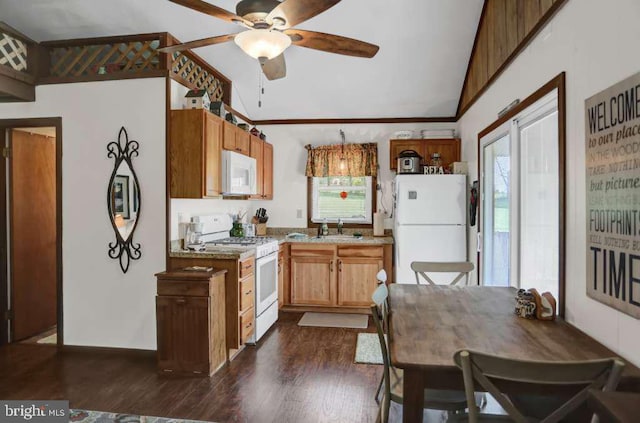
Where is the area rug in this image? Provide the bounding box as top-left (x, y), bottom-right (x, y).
top-left (297, 312), bottom-right (368, 329)
top-left (37, 333), bottom-right (57, 344)
top-left (69, 409), bottom-right (214, 423)
top-left (354, 333), bottom-right (383, 364)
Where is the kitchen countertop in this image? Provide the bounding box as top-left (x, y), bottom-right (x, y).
top-left (271, 234), bottom-right (394, 245)
top-left (168, 233), bottom-right (394, 259)
top-left (169, 248), bottom-right (256, 260)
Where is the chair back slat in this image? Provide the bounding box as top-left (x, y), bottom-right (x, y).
top-left (411, 261), bottom-right (474, 285)
top-left (454, 349), bottom-right (625, 423)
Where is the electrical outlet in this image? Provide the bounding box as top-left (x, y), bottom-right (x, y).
top-left (376, 183), bottom-right (382, 191)
top-left (296, 209), bottom-right (302, 218)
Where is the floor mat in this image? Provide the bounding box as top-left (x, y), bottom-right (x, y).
top-left (297, 312), bottom-right (368, 329)
top-left (354, 333), bottom-right (383, 364)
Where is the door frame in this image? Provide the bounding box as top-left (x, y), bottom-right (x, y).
top-left (0, 117), bottom-right (63, 346)
top-left (476, 73), bottom-right (566, 317)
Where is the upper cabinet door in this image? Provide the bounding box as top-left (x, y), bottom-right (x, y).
top-left (235, 128), bottom-right (251, 156)
top-left (204, 113), bottom-right (223, 197)
top-left (262, 142), bottom-right (273, 200)
top-left (223, 121), bottom-right (236, 151)
top-left (250, 136), bottom-right (263, 199)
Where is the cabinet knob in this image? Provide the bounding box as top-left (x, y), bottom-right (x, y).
top-left (245, 290), bottom-right (252, 295)
top-left (338, 260), bottom-right (342, 272)
top-left (330, 261), bottom-right (334, 272)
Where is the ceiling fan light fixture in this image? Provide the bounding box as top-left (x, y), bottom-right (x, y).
top-left (234, 29), bottom-right (291, 60)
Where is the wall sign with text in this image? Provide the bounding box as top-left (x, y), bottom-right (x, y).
top-left (585, 71), bottom-right (640, 319)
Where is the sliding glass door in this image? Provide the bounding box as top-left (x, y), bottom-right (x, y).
top-left (482, 133), bottom-right (511, 287)
top-left (480, 91), bottom-right (559, 298)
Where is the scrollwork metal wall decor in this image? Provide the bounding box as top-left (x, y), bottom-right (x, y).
top-left (107, 127), bottom-right (142, 273)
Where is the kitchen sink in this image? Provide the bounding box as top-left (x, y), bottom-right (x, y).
top-left (314, 235), bottom-right (363, 240)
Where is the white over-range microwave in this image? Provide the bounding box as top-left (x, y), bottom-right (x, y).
top-left (222, 150), bottom-right (257, 195)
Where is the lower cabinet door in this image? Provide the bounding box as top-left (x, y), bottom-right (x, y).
top-left (290, 256), bottom-right (335, 306)
top-left (337, 258), bottom-right (384, 307)
top-left (156, 296), bottom-right (210, 374)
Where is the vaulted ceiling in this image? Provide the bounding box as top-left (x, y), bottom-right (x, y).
top-left (0, 0), bottom-right (483, 120)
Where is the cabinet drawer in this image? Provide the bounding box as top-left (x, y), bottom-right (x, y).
top-left (290, 243), bottom-right (336, 257)
top-left (157, 279), bottom-right (211, 297)
top-left (239, 257), bottom-right (255, 279)
top-left (240, 308), bottom-right (255, 344)
top-left (337, 246), bottom-right (384, 258)
top-left (239, 276), bottom-right (255, 313)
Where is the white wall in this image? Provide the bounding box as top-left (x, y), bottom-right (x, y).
top-left (251, 123), bottom-right (459, 229)
top-left (458, 0), bottom-right (640, 365)
top-left (0, 78), bottom-right (166, 350)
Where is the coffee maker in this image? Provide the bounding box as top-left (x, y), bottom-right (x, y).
top-left (185, 221), bottom-right (204, 250)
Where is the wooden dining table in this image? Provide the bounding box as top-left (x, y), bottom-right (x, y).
top-left (388, 284), bottom-right (639, 423)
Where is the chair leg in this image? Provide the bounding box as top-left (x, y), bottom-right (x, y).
top-left (375, 374), bottom-right (383, 403)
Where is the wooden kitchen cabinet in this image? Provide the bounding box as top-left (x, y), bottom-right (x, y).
top-left (389, 138), bottom-right (461, 171)
top-left (262, 142), bottom-right (274, 199)
top-left (155, 269), bottom-right (227, 376)
top-left (290, 244), bottom-right (336, 306)
top-left (249, 137), bottom-right (273, 200)
top-left (337, 258), bottom-right (382, 306)
top-left (288, 244), bottom-right (385, 308)
top-left (223, 121), bottom-right (250, 156)
top-left (168, 255), bottom-right (255, 360)
top-left (170, 109), bottom-right (223, 198)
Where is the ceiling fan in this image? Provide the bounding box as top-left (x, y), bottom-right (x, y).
top-left (158, 0), bottom-right (380, 80)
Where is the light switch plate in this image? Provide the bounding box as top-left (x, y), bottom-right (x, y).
top-left (296, 209), bottom-right (302, 218)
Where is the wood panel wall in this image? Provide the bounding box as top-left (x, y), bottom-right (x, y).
top-left (457, 0), bottom-right (567, 117)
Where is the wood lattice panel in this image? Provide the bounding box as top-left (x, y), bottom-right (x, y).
top-left (50, 40), bottom-right (161, 77)
top-left (171, 52), bottom-right (224, 102)
top-left (0, 32), bottom-right (28, 72)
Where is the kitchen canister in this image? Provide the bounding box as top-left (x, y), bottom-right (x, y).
top-left (373, 212), bottom-right (385, 236)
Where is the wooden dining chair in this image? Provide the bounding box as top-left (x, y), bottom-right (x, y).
top-left (411, 261), bottom-right (474, 285)
top-left (371, 284), bottom-right (471, 423)
top-left (453, 349), bottom-right (625, 423)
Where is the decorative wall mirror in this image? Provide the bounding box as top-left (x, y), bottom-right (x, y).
top-left (107, 127), bottom-right (141, 273)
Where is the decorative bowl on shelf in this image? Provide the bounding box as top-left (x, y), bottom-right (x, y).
top-left (393, 130), bottom-right (413, 139)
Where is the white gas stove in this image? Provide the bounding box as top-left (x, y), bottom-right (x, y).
top-left (191, 214), bottom-right (279, 344)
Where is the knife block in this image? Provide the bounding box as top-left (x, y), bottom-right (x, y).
top-left (255, 223), bottom-right (267, 236)
top-left (252, 217), bottom-right (267, 236)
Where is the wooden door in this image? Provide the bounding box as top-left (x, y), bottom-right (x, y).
top-left (389, 139), bottom-right (424, 170)
top-left (10, 129), bottom-right (57, 341)
top-left (156, 296), bottom-right (210, 374)
top-left (262, 142), bottom-right (273, 199)
top-left (223, 121), bottom-right (236, 151)
top-left (423, 138), bottom-right (461, 169)
top-left (337, 258), bottom-right (383, 307)
top-left (204, 113), bottom-right (222, 197)
top-left (290, 256), bottom-right (335, 306)
top-left (235, 128), bottom-right (250, 155)
top-left (249, 136), bottom-right (263, 199)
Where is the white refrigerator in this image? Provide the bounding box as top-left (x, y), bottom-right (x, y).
top-left (394, 174), bottom-right (467, 284)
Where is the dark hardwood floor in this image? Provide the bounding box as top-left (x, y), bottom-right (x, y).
top-left (0, 312), bottom-right (382, 422)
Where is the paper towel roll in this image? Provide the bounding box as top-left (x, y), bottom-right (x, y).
top-left (373, 212), bottom-right (385, 236)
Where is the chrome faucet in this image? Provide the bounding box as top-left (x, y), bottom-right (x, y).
top-left (337, 218), bottom-right (343, 235)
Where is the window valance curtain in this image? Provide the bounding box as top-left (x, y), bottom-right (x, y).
top-left (305, 143), bottom-right (378, 177)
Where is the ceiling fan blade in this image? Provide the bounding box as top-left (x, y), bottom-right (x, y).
top-left (157, 34), bottom-right (237, 54)
top-left (261, 54), bottom-right (286, 81)
top-left (284, 29), bottom-right (379, 58)
top-left (168, 0), bottom-right (252, 27)
top-left (267, 0), bottom-right (340, 29)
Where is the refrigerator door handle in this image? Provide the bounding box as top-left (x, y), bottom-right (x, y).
top-left (477, 232), bottom-right (482, 252)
